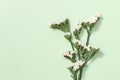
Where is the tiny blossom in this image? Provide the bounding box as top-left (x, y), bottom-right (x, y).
top-left (83, 45), bottom-right (91, 51)
top-left (87, 13), bottom-right (101, 24)
top-left (64, 32), bottom-right (71, 36)
top-left (89, 45), bottom-right (98, 50)
top-left (70, 51), bottom-right (76, 55)
top-left (63, 51), bottom-right (76, 59)
top-left (88, 16), bottom-right (97, 24)
top-left (63, 51), bottom-right (72, 58)
top-left (76, 60), bottom-right (85, 66)
top-left (68, 60), bottom-right (85, 71)
top-left (73, 65), bottom-right (80, 71)
top-left (75, 40), bottom-right (84, 46)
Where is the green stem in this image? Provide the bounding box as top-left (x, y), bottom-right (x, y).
top-left (78, 67), bottom-right (83, 80)
top-left (78, 31), bottom-right (91, 80)
top-left (70, 41), bottom-right (75, 51)
top-left (70, 40), bottom-right (77, 80)
top-left (86, 32), bottom-right (90, 46)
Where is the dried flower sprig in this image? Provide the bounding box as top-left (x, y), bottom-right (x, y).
top-left (50, 13), bottom-right (101, 80)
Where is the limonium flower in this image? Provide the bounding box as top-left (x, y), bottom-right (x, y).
top-left (75, 40), bottom-right (83, 46)
top-left (73, 22), bottom-right (83, 39)
top-left (63, 51), bottom-right (76, 59)
top-left (68, 60), bottom-right (85, 71)
top-left (87, 13), bottom-right (101, 24)
top-left (83, 45), bottom-right (91, 52)
top-left (50, 14), bottom-right (101, 80)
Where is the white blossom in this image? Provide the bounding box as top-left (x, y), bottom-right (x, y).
top-left (83, 45), bottom-right (91, 51)
top-left (87, 13), bottom-right (101, 24)
top-left (68, 60), bottom-right (85, 71)
top-left (73, 65), bottom-right (80, 71)
top-left (89, 45), bottom-right (98, 50)
top-left (63, 51), bottom-right (76, 58)
top-left (75, 40), bottom-right (84, 47)
top-left (64, 32), bottom-right (71, 36)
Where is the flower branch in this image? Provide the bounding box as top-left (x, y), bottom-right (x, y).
top-left (50, 13), bottom-right (101, 80)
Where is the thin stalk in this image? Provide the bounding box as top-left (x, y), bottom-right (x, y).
top-left (69, 40), bottom-right (77, 80)
top-left (70, 41), bottom-right (75, 51)
top-left (86, 32), bottom-right (91, 46)
top-left (78, 31), bottom-right (91, 80)
top-left (78, 67), bottom-right (83, 80)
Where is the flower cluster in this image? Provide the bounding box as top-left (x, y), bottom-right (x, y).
top-left (87, 13), bottom-right (101, 24)
top-left (63, 51), bottom-right (76, 62)
top-left (50, 19), bottom-right (70, 32)
top-left (73, 22), bottom-right (83, 39)
top-left (63, 51), bottom-right (76, 58)
top-left (50, 13), bottom-right (101, 80)
top-left (74, 40), bottom-right (98, 52)
top-left (68, 60), bottom-right (85, 71)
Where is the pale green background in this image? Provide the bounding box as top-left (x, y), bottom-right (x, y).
top-left (0, 0), bottom-right (120, 80)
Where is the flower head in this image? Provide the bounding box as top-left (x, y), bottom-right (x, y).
top-left (87, 13), bottom-right (101, 24)
top-left (89, 45), bottom-right (98, 51)
top-left (83, 45), bottom-right (91, 51)
top-left (68, 60), bottom-right (85, 71)
top-left (63, 51), bottom-right (76, 59)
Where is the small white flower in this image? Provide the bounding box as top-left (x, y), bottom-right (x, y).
top-left (63, 51), bottom-right (76, 59)
top-left (89, 45), bottom-right (98, 50)
top-left (84, 45), bottom-right (91, 51)
top-left (95, 13), bottom-right (101, 18)
top-left (76, 60), bottom-right (85, 66)
top-left (87, 13), bottom-right (101, 24)
top-left (63, 51), bottom-right (72, 58)
top-left (73, 65), bottom-right (80, 71)
top-left (75, 40), bottom-right (84, 46)
top-left (68, 60), bottom-right (85, 71)
top-left (75, 39), bottom-right (81, 44)
top-left (64, 32), bottom-right (71, 36)
top-left (70, 51), bottom-right (76, 55)
top-left (88, 16), bottom-right (97, 24)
